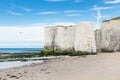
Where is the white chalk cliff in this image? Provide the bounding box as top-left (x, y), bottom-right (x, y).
top-left (44, 27), bottom-right (56, 49)
top-left (95, 17), bottom-right (120, 52)
top-left (54, 26), bottom-right (75, 51)
top-left (45, 17), bottom-right (120, 52)
top-left (74, 22), bottom-right (96, 52)
top-left (101, 18), bottom-right (120, 52)
top-left (44, 22), bottom-right (96, 52)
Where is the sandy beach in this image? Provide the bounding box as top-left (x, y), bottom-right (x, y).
top-left (1, 53), bottom-right (120, 80)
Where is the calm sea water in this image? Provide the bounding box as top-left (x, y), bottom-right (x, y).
top-left (0, 48), bottom-right (43, 53)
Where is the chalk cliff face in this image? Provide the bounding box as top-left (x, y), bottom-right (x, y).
top-left (44, 27), bottom-right (56, 50)
top-left (45, 17), bottom-right (120, 52)
top-left (44, 26), bottom-right (74, 50)
top-left (44, 22), bottom-right (96, 52)
top-left (95, 29), bottom-right (102, 52)
top-left (74, 22), bottom-right (96, 52)
top-left (101, 18), bottom-right (120, 52)
top-left (54, 26), bottom-right (74, 51)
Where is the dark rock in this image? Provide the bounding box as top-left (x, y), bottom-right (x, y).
top-left (9, 75), bottom-right (17, 78)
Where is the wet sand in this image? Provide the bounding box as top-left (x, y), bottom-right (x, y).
top-left (0, 52), bottom-right (120, 80)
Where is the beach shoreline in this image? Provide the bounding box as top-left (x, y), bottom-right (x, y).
top-left (1, 52), bottom-right (120, 80)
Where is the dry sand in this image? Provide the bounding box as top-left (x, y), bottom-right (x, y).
top-left (1, 52), bottom-right (120, 80)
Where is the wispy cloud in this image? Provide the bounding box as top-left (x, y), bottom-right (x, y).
top-left (37, 11), bottom-right (58, 15)
top-left (66, 14), bottom-right (81, 17)
top-left (45, 0), bottom-right (82, 3)
top-left (8, 10), bottom-right (22, 16)
top-left (11, 4), bottom-right (31, 12)
top-left (31, 22), bottom-right (75, 27)
top-left (64, 10), bottom-right (84, 13)
top-left (105, 0), bottom-right (120, 4)
top-left (92, 5), bottom-right (115, 28)
top-left (54, 22), bottom-right (75, 26)
top-left (17, 6), bottom-right (31, 12)
top-left (31, 23), bottom-right (51, 27)
top-left (0, 27), bottom-right (44, 48)
top-left (45, 0), bottom-right (66, 2)
top-left (92, 5), bottom-right (114, 10)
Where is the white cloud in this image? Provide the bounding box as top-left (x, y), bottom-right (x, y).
top-left (53, 22), bottom-right (75, 26)
top-left (0, 27), bottom-right (44, 48)
top-left (37, 11), bottom-right (57, 15)
top-left (8, 4), bottom-right (31, 15)
top-left (45, 0), bottom-right (66, 2)
top-left (31, 22), bottom-right (75, 26)
top-left (8, 10), bottom-right (22, 16)
top-left (31, 23), bottom-right (50, 26)
top-left (0, 21), bottom-right (76, 48)
top-left (31, 23), bottom-right (57, 27)
top-left (105, 0), bottom-right (120, 4)
top-left (66, 14), bottom-right (81, 16)
top-left (92, 5), bottom-right (115, 28)
top-left (11, 4), bottom-right (31, 12)
top-left (92, 5), bottom-right (114, 10)
top-left (18, 6), bottom-right (31, 12)
top-left (64, 10), bottom-right (84, 13)
top-left (45, 0), bottom-right (82, 3)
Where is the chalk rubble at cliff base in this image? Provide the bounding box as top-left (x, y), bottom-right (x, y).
top-left (44, 22), bottom-right (96, 53)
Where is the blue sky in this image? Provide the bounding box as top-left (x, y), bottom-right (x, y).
top-left (0, 0), bottom-right (120, 48)
top-left (0, 0), bottom-right (120, 26)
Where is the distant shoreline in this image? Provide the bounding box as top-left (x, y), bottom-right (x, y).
top-left (0, 51), bottom-right (41, 54)
top-left (0, 52), bottom-right (69, 62)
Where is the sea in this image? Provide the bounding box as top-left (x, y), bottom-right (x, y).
top-left (0, 48), bottom-right (43, 53)
top-left (0, 48), bottom-right (44, 70)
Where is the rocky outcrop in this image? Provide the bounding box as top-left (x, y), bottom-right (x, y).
top-left (74, 22), bottom-right (96, 52)
top-left (101, 18), bottom-right (120, 52)
top-left (44, 22), bottom-right (96, 52)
